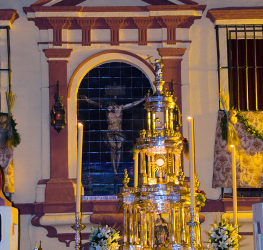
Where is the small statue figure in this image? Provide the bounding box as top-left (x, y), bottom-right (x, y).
top-left (154, 214), bottom-right (169, 247)
top-left (154, 60), bottom-right (165, 94)
top-left (122, 169), bottom-right (130, 188)
top-left (155, 59), bottom-right (164, 82)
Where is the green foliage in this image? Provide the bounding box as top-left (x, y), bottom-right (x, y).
top-left (196, 189), bottom-right (206, 207)
top-left (236, 112), bottom-right (263, 142)
top-left (220, 111), bottom-right (228, 140)
top-left (9, 115), bottom-right (21, 147)
top-left (220, 110), bottom-right (263, 143)
top-left (0, 112), bottom-right (21, 148)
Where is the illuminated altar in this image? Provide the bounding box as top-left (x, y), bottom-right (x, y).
top-left (120, 60), bottom-right (202, 249)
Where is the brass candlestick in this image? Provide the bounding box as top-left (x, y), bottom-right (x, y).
top-left (72, 212), bottom-right (85, 250)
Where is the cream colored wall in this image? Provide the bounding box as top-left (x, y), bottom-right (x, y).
top-left (182, 7), bottom-right (221, 200)
top-left (0, 0), bottom-right (43, 204)
top-left (0, 0), bottom-right (262, 249)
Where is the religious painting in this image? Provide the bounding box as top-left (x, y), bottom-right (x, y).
top-left (77, 62), bottom-right (151, 196)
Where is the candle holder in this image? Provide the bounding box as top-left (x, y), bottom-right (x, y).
top-left (72, 212), bottom-right (86, 250)
top-left (188, 208), bottom-right (197, 250)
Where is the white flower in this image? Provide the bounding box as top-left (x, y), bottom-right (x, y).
top-left (89, 225), bottom-right (120, 249)
top-left (219, 240), bottom-right (228, 248)
top-left (208, 216), bottom-right (241, 249)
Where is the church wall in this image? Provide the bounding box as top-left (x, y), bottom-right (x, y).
top-left (184, 5), bottom-right (220, 200)
top-left (1, 0), bottom-right (43, 204)
top-left (0, 0), bottom-right (262, 249)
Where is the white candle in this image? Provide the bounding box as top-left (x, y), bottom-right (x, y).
top-left (231, 145), bottom-right (238, 228)
top-left (187, 117), bottom-right (195, 211)
top-left (76, 122), bottom-right (83, 214)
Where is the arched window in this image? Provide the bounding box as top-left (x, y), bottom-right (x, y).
top-left (77, 62), bottom-right (152, 196)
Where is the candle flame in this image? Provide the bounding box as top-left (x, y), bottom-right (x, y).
top-left (187, 116), bottom-right (193, 120)
top-left (78, 122), bottom-right (83, 127)
top-left (230, 144), bottom-right (234, 148)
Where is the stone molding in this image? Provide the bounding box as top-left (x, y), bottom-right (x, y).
top-left (158, 47), bottom-right (186, 58)
top-left (24, 5), bottom-right (206, 14)
top-left (43, 48), bottom-right (72, 59)
top-left (28, 16), bottom-right (201, 46)
top-left (207, 7), bottom-right (263, 23)
top-left (0, 9), bottom-right (19, 24)
top-left (15, 198), bottom-right (262, 215)
top-left (24, 3), bottom-right (205, 46)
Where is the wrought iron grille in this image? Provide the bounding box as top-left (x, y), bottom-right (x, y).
top-left (216, 25), bottom-right (263, 111)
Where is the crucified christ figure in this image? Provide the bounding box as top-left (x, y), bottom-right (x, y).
top-left (80, 95), bottom-right (146, 175)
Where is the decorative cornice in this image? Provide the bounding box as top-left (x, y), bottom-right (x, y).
top-left (207, 7), bottom-right (263, 23)
top-left (133, 17), bottom-right (153, 28)
top-left (27, 16), bottom-right (201, 46)
top-left (0, 9), bottom-right (19, 26)
top-left (24, 5), bottom-right (206, 14)
top-left (142, 0), bottom-right (176, 5)
top-left (30, 0), bottom-right (199, 7)
top-left (48, 17), bottom-right (71, 28)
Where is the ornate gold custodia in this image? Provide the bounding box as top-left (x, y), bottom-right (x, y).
top-left (120, 60), bottom-right (202, 249)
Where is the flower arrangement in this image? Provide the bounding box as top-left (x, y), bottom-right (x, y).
top-left (196, 189), bottom-right (206, 207)
top-left (208, 216), bottom-right (241, 250)
top-left (89, 225), bottom-right (121, 250)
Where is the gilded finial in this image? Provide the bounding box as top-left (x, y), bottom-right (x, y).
top-left (194, 174), bottom-right (200, 189)
top-left (122, 169), bottom-right (130, 188)
top-left (140, 129), bottom-right (146, 138)
top-left (154, 59), bottom-right (165, 94)
top-left (177, 170), bottom-right (185, 186)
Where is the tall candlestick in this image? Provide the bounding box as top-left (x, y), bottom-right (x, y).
top-left (76, 122), bottom-right (83, 214)
top-left (231, 145), bottom-right (238, 228)
top-left (187, 116), bottom-right (196, 250)
top-left (187, 117), bottom-right (195, 211)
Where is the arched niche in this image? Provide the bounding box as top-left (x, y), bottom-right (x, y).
top-left (67, 50), bottom-right (155, 180)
